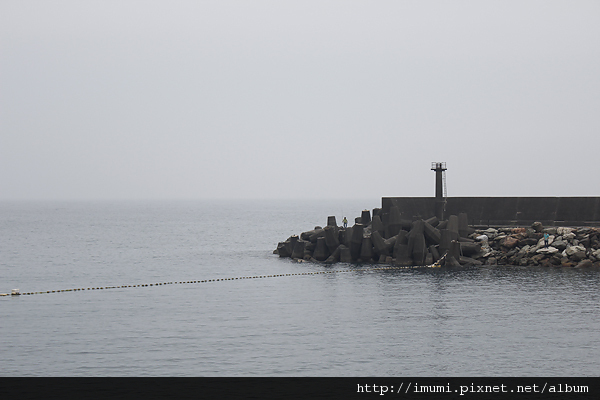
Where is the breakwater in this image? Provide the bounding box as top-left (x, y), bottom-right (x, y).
top-left (275, 208), bottom-right (600, 268)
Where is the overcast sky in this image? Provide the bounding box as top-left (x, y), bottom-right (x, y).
top-left (1, 0), bottom-right (599, 200)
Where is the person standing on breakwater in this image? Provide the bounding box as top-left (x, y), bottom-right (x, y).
top-left (343, 217), bottom-right (348, 228)
top-left (544, 232), bottom-right (550, 248)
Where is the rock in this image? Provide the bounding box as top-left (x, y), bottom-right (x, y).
top-left (512, 227), bottom-right (527, 235)
top-left (561, 259), bottom-right (576, 268)
top-left (518, 258), bottom-right (529, 266)
top-left (537, 246), bottom-right (559, 255)
top-left (482, 228), bottom-right (498, 238)
top-left (534, 235), bottom-right (555, 250)
top-left (501, 236), bottom-right (519, 249)
top-left (531, 221), bottom-right (543, 232)
top-left (494, 234), bottom-right (507, 242)
top-left (557, 227), bottom-right (574, 236)
top-left (519, 237), bottom-right (539, 247)
top-left (542, 227), bottom-right (557, 235)
top-left (563, 232), bottom-right (576, 242)
top-left (575, 259), bottom-right (593, 268)
top-left (487, 257), bottom-right (497, 265)
top-left (551, 240), bottom-right (568, 251)
top-left (565, 245), bottom-right (587, 260)
top-left (459, 256), bottom-right (482, 266)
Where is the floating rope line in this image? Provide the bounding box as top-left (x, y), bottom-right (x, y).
top-left (0, 264), bottom-right (441, 297)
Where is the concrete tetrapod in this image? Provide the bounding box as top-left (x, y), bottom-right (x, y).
top-left (361, 210), bottom-right (371, 226)
top-left (313, 237), bottom-right (330, 261)
top-left (350, 223), bottom-right (364, 261)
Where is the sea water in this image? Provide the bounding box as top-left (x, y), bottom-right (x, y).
top-left (1, 200), bottom-right (599, 376)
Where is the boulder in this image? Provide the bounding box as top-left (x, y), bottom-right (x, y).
top-left (557, 227), bottom-right (574, 236)
top-left (551, 240), bottom-right (568, 251)
top-left (531, 221), bottom-right (544, 232)
top-left (563, 232), bottom-right (576, 242)
top-left (482, 228), bottom-right (498, 239)
top-left (575, 259), bottom-right (593, 268)
top-left (519, 238), bottom-right (539, 247)
top-left (565, 245), bottom-right (587, 260)
top-left (501, 236), bottom-right (519, 249)
top-left (536, 246), bottom-right (559, 255)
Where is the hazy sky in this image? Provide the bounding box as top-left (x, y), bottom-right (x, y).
top-left (1, 1), bottom-right (599, 200)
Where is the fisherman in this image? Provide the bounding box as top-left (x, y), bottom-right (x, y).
top-left (544, 232), bottom-right (550, 248)
top-left (342, 217), bottom-right (348, 228)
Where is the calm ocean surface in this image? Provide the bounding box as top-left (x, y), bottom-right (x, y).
top-left (1, 200), bottom-right (599, 377)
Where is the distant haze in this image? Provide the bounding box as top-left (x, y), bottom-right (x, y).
top-left (1, 1), bottom-right (599, 200)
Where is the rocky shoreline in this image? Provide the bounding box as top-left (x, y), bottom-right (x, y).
top-left (275, 207), bottom-right (600, 268)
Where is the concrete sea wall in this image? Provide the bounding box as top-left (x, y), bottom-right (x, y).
top-left (382, 197), bottom-right (600, 227)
